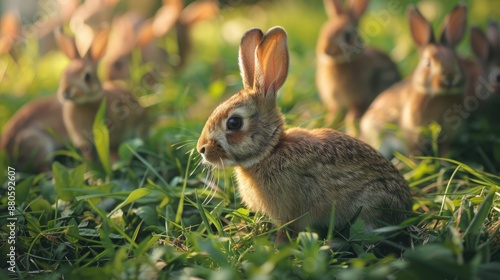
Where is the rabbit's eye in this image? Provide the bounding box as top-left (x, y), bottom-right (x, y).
top-left (226, 116), bottom-right (243, 131)
top-left (84, 72), bottom-right (92, 83)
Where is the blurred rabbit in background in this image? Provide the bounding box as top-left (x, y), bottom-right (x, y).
top-left (55, 28), bottom-right (150, 162)
top-left (469, 21), bottom-right (500, 118)
top-left (360, 4), bottom-right (468, 158)
top-left (0, 94), bottom-right (69, 173)
top-left (316, 0), bottom-right (400, 135)
top-left (102, 0), bottom-right (219, 85)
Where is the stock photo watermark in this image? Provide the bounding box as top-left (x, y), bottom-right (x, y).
top-left (6, 166), bottom-right (17, 274)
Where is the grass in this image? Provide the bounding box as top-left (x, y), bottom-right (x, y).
top-left (1, 0), bottom-right (500, 279)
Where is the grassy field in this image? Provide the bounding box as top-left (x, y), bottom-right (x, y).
top-left (1, 0), bottom-right (500, 279)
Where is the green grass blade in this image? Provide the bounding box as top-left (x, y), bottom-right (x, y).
top-left (126, 144), bottom-right (170, 188)
top-left (93, 98), bottom-right (112, 177)
top-left (195, 192), bottom-right (214, 236)
top-left (175, 149), bottom-right (194, 224)
top-left (109, 188), bottom-right (153, 216)
top-left (135, 235), bottom-right (161, 257)
top-left (14, 176), bottom-right (33, 205)
top-left (88, 200), bottom-right (138, 248)
top-left (438, 165), bottom-right (461, 216)
top-left (464, 187), bottom-right (496, 238)
top-left (52, 162), bottom-right (74, 201)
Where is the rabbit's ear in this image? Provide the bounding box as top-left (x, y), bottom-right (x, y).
top-left (151, 0), bottom-right (183, 39)
top-left (179, 0), bottom-right (219, 25)
top-left (440, 4), bottom-right (466, 48)
top-left (254, 27), bottom-right (289, 98)
top-left (74, 23), bottom-right (95, 58)
top-left (239, 28), bottom-right (263, 90)
top-left (487, 21), bottom-right (499, 49)
top-left (348, 0), bottom-right (369, 22)
top-left (0, 11), bottom-right (21, 54)
top-left (0, 11), bottom-right (20, 38)
top-left (408, 5), bottom-right (434, 47)
top-left (110, 15), bottom-right (137, 50)
top-left (470, 27), bottom-right (490, 63)
top-left (136, 19), bottom-right (154, 48)
top-left (86, 28), bottom-right (109, 61)
top-left (55, 27), bottom-right (79, 59)
top-left (323, 0), bottom-right (345, 18)
top-left (60, 0), bottom-right (80, 20)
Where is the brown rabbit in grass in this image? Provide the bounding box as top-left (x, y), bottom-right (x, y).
top-left (360, 4), bottom-right (467, 158)
top-left (316, 0), bottom-right (400, 134)
top-left (197, 27), bottom-right (411, 243)
top-left (0, 97), bottom-right (69, 173)
top-left (55, 28), bottom-right (149, 162)
top-left (470, 22), bottom-right (500, 109)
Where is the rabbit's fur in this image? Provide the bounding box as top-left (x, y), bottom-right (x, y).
top-left (197, 27), bottom-right (411, 242)
top-left (360, 4), bottom-right (468, 158)
top-left (0, 96), bottom-right (69, 173)
top-left (56, 28), bottom-right (149, 161)
top-left (316, 0), bottom-right (400, 134)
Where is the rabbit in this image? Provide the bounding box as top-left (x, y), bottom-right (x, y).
top-left (316, 0), bottom-right (400, 135)
top-left (55, 28), bottom-right (149, 162)
top-left (360, 4), bottom-right (467, 158)
top-left (102, 0), bottom-right (219, 84)
top-left (470, 22), bottom-right (500, 109)
top-left (0, 96), bottom-right (69, 173)
top-left (197, 27), bottom-right (412, 243)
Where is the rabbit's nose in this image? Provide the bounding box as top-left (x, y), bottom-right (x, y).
top-left (196, 134), bottom-right (208, 157)
top-left (197, 143), bottom-right (207, 156)
top-left (198, 145), bottom-right (207, 161)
